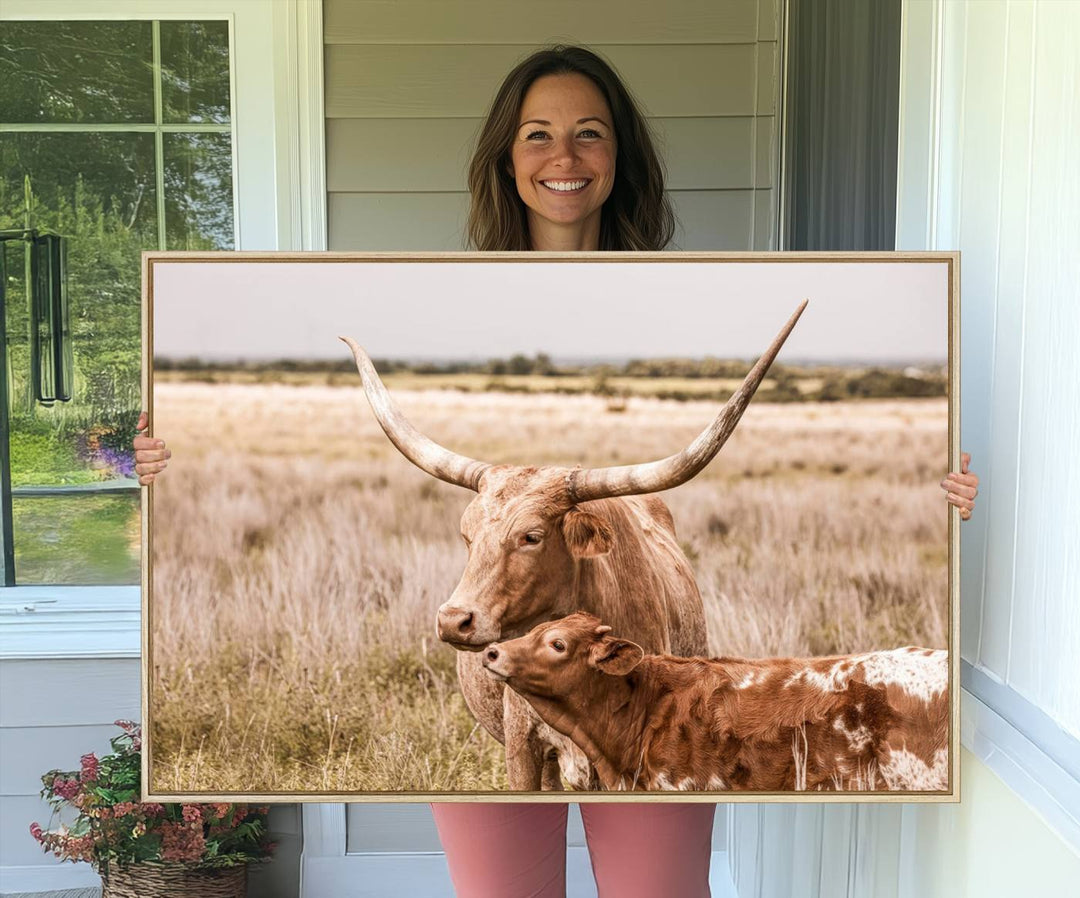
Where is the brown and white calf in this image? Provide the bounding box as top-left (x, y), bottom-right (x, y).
top-left (482, 613), bottom-right (949, 792)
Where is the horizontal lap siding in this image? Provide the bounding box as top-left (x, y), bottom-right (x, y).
top-left (324, 0), bottom-right (781, 252)
top-left (324, 0), bottom-right (761, 45)
top-left (0, 724), bottom-right (128, 796)
top-left (326, 117), bottom-right (770, 192)
top-left (0, 658), bottom-right (139, 868)
top-left (329, 191), bottom-right (469, 250)
top-left (325, 45), bottom-right (760, 118)
top-left (0, 660), bottom-right (139, 728)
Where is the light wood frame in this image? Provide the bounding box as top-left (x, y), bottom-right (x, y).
top-left (141, 250), bottom-right (960, 804)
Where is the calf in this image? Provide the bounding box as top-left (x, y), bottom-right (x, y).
top-left (482, 613), bottom-right (949, 792)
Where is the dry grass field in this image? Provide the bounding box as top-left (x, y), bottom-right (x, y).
top-left (149, 381), bottom-right (948, 794)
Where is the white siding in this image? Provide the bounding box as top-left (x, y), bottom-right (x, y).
top-left (902, 0), bottom-right (1080, 735)
top-left (323, 1), bottom-right (763, 45)
top-left (0, 657), bottom-right (299, 898)
top-left (0, 659), bottom-right (139, 873)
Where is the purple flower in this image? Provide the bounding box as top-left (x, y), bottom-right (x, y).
top-left (96, 446), bottom-right (136, 479)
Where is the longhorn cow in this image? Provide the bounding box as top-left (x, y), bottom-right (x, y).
top-left (342, 300), bottom-right (806, 790)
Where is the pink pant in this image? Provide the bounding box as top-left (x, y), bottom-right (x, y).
top-left (431, 802), bottom-right (715, 898)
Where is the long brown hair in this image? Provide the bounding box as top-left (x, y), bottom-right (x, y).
top-left (467, 46), bottom-right (675, 251)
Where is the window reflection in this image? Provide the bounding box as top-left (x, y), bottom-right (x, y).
top-left (1, 19), bottom-right (234, 585)
top-left (0, 21), bottom-right (155, 124)
top-left (160, 20), bottom-right (232, 124)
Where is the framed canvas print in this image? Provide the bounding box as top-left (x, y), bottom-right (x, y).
top-left (142, 252), bottom-right (959, 803)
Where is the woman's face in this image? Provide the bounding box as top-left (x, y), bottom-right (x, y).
top-left (509, 73), bottom-right (617, 242)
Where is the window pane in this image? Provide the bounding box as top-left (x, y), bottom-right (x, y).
top-left (0, 21), bottom-right (154, 124)
top-left (160, 20), bottom-right (232, 124)
top-left (0, 133), bottom-right (158, 245)
top-left (1, 20), bottom-right (235, 586)
top-left (1, 132), bottom-right (154, 455)
top-left (2, 132), bottom-right (151, 585)
top-left (164, 133), bottom-right (235, 249)
top-left (12, 494), bottom-right (140, 585)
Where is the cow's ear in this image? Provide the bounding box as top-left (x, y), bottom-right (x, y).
top-left (591, 638), bottom-right (644, 676)
top-left (562, 508), bottom-right (615, 557)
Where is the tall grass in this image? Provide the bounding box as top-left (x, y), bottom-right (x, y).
top-left (150, 383), bottom-right (947, 792)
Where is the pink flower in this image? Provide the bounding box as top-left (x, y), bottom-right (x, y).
top-left (52, 777), bottom-right (80, 801)
top-left (29, 822), bottom-right (43, 842)
top-left (66, 834), bottom-right (95, 863)
top-left (80, 753), bottom-right (99, 782)
top-left (141, 803), bottom-right (165, 817)
top-left (112, 801), bottom-right (137, 818)
top-left (160, 821), bottom-right (205, 862)
top-left (181, 805), bottom-right (202, 824)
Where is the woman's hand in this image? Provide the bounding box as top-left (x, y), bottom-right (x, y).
top-left (941, 451), bottom-right (979, 521)
top-left (133, 411), bottom-right (171, 486)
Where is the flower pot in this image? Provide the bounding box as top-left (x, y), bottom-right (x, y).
top-left (101, 862), bottom-right (247, 898)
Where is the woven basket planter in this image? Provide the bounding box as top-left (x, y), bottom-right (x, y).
top-left (101, 862), bottom-right (247, 898)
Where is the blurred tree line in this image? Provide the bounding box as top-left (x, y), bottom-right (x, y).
top-left (155, 351), bottom-right (948, 403)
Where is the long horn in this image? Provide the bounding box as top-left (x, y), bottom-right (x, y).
top-left (566, 300), bottom-right (808, 503)
top-left (341, 337), bottom-right (491, 491)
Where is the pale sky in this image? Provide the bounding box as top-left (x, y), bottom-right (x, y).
top-left (151, 259), bottom-right (950, 364)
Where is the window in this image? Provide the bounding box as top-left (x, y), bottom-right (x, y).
top-left (0, 19), bottom-right (235, 585)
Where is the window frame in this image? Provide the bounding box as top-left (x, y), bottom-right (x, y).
top-left (0, 0), bottom-right (326, 658)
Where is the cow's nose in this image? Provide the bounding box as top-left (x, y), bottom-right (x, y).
top-left (437, 606), bottom-right (476, 640)
top-left (485, 646), bottom-right (499, 662)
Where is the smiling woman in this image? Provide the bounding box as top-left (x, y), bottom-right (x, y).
top-left (509, 73), bottom-right (617, 250)
top-left (466, 45), bottom-right (674, 252)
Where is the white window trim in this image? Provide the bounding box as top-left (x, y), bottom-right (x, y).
top-left (0, 0), bottom-right (326, 252)
top-left (0, 1), bottom-right (326, 658)
top-left (962, 672), bottom-right (1080, 852)
top-left (0, 585), bottom-right (140, 658)
top-left (271, 0), bottom-right (328, 252)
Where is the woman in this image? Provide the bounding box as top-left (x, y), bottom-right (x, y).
top-left (135, 46), bottom-right (979, 898)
